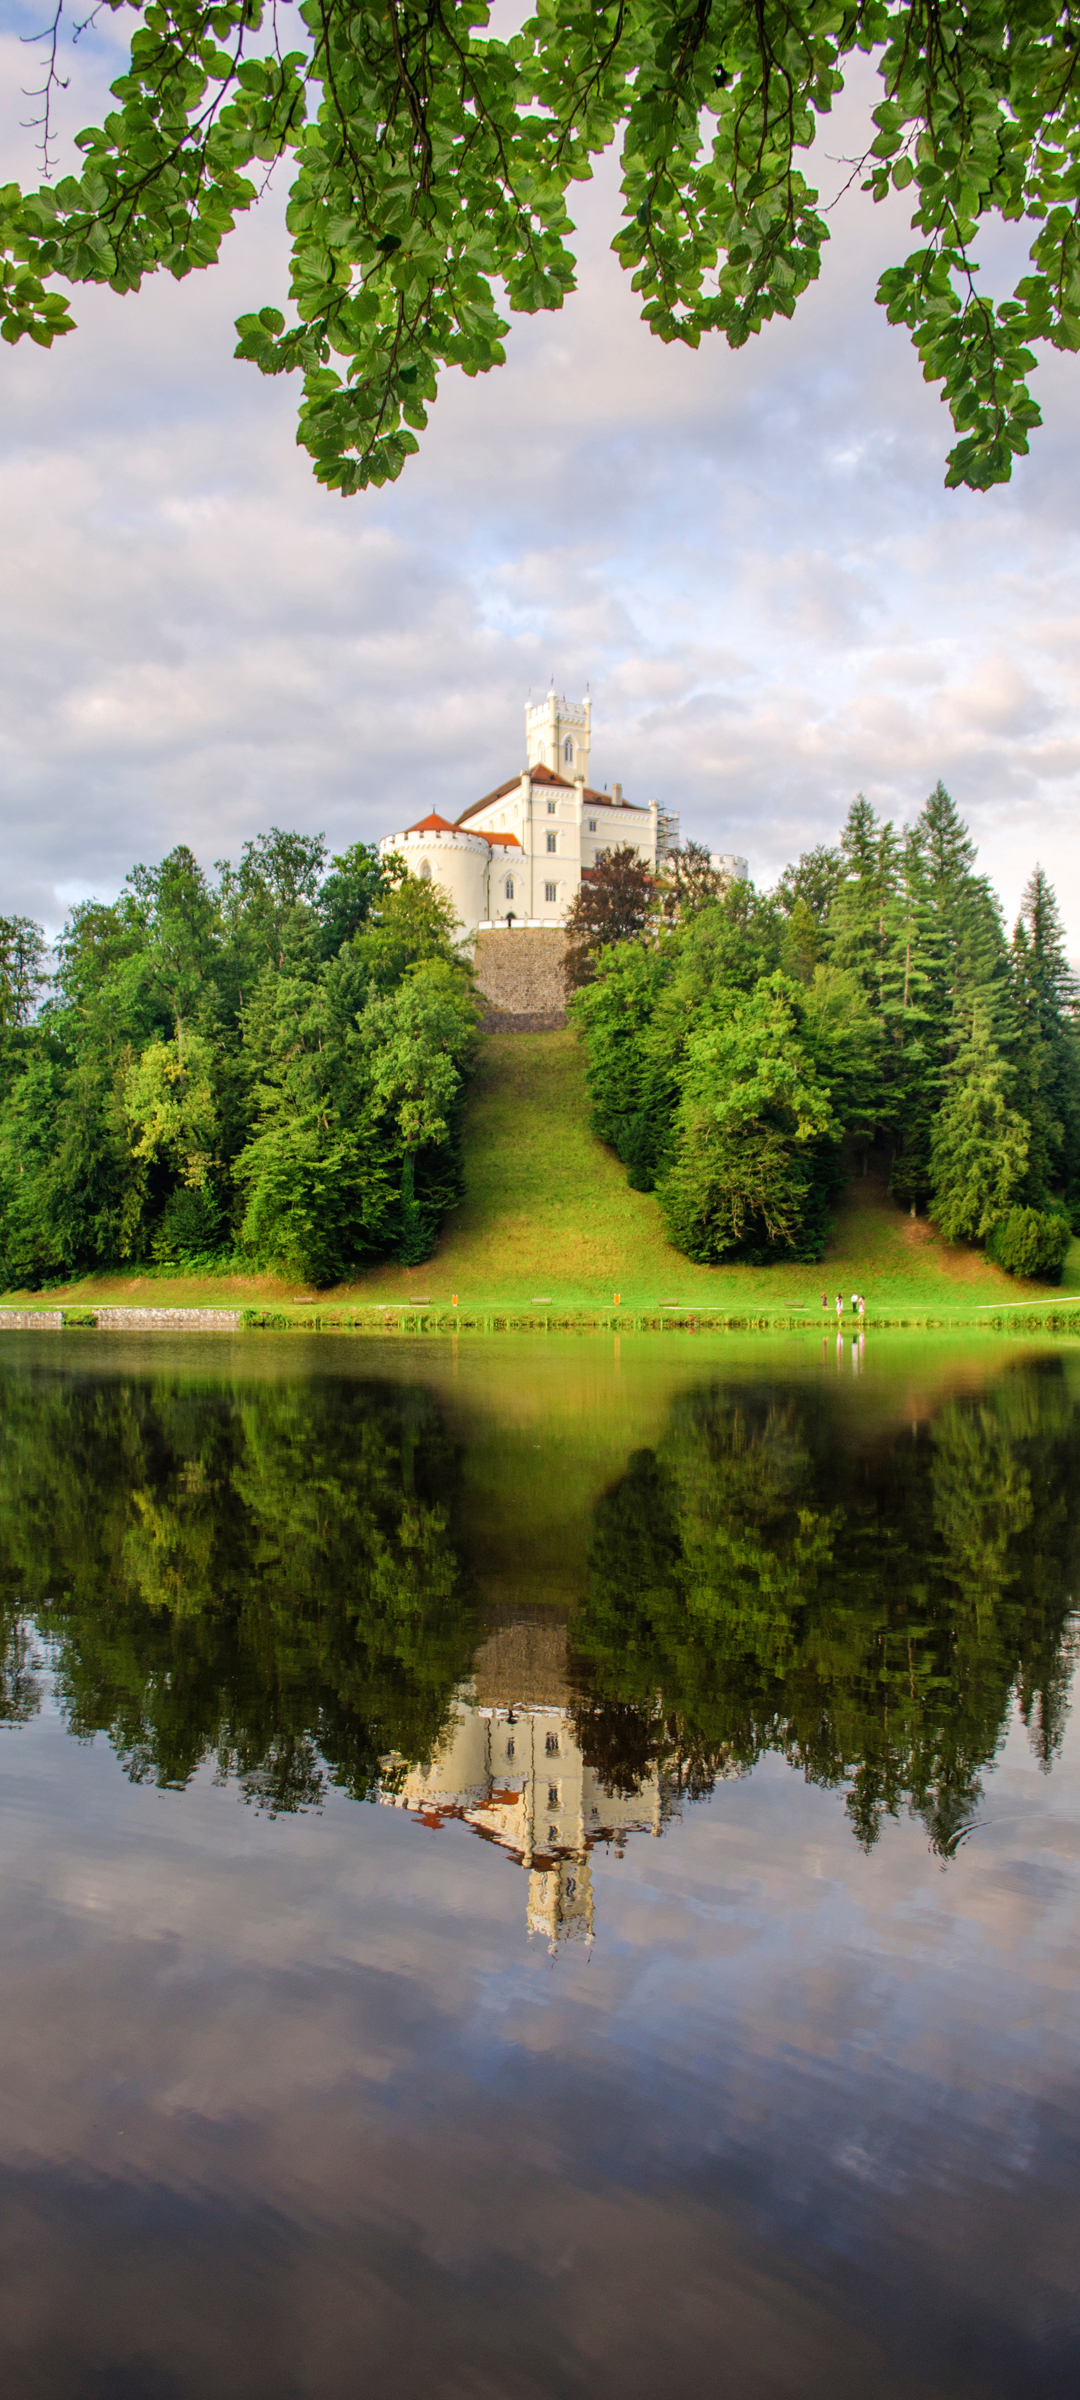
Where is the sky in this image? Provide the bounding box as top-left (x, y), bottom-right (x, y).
top-left (1, 5), bottom-right (1078, 943)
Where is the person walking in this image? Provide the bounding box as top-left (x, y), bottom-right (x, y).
top-left (857, 1294), bottom-right (866, 1320)
top-left (821, 1291), bottom-right (828, 1312)
top-left (835, 1293), bottom-right (843, 1321)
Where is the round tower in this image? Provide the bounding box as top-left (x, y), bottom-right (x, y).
top-left (379, 813), bottom-right (493, 945)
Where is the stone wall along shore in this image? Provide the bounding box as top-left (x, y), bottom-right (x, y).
top-left (0, 1306), bottom-right (242, 1332)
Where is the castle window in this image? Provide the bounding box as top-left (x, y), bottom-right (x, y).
top-left (545, 1731), bottom-right (559, 1756)
top-left (547, 1783), bottom-right (559, 1810)
top-left (587, 817), bottom-right (596, 832)
top-left (506, 1737), bottom-right (515, 1762)
top-left (419, 859), bottom-right (432, 882)
top-left (505, 877), bottom-right (514, 899)
top-left (546, 831), bottom-right (557, 853)
top-left (545, 882), bottom-right (557, 904)
top-left (547, 798), bottom-right (556, 814)
top-left (563, 736), bottom-right (574, 764)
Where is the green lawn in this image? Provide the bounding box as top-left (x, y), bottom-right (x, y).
top-left (5, 1030), bottom-right (1079, 1323)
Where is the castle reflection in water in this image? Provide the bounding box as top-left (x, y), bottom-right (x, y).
top-left (379, 1616), bottom-right (680, 1950)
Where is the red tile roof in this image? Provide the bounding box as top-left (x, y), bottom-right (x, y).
top-left (456, 776), bottom-right (523, 822)
top-left (404, 808), bottom-right (521, 852)
top-left (583, 785), bottom-right (646, 811)
top-left (457, 767), bottom-right (647, 826)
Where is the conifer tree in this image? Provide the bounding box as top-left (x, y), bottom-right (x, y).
top-left (888, 784), bottom-right (1008, 1211)
top-left (930, 1002), bottom-right (1028, 1245)
top-left (1009, 868), bottom-right (1080, 1217)
top-left (826, 797), bottom-right (901, 1012)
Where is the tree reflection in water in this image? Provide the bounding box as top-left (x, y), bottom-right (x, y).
top-left (571, 1358), bottom-right (1080, 1856)
top-left (0, 1368), bottom-right (480, 1806)
top-left (0, 1352), bottom-right (1076, 1875)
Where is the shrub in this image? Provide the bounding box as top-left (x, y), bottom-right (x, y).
top-left (986, 1206), bottom-right (1072, 1283)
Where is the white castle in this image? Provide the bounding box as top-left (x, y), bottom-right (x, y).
top-left (380, 1689), bottom-right (676, 1953)
top-left (379, 690), bottom-right (747, 942)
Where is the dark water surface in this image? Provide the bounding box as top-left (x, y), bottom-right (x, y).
top-left (0, 1330), bottom-right (1078, 2398)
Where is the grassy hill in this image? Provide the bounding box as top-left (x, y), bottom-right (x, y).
top-left (4, 1029), bottom-right (1079, 1324)
top-left (396, 1032), bottom-right (1080, 1317)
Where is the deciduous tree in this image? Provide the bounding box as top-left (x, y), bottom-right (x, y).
top-left (563, 844), bottom-right (654, 991)
top-left (7, 2), bottom-right (1079, 493)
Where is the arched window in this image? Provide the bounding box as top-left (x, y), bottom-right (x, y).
top-left (505, 876), bottom-right (514, 900)
top-left (419, 859), bottom-right (432, 882)
top-left (563, 735), bottom-right (574, 764)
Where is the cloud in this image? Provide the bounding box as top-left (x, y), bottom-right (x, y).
top-left (0, 28), bottom-right (1078, 938)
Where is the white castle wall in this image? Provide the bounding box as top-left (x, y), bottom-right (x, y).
top-left (378, 693), bottom-right (748, 947)
top-left (378, 825), bottom-right (491, 943)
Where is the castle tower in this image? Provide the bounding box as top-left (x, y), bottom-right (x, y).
top-left (525, 690), bottom-right (591, 782)
top-left (527, 1854), bottom-right (595, 1953)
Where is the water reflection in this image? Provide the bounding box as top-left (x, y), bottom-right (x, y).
top-left (0, 1353), bottom-right (1075, 1852)
top-left (571, 1363), bottom-right (1080, 1858)
top-left (0, 1341), bottom-right (1076, 1885)
top-left (0, 1337), bottom-right (1078, 2398)
top-left (383, 1658), bottom-right (677, 1951)
top-left (0, 1367), bottom-right (481, 1801)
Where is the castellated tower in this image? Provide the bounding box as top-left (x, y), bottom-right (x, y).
top-left (378, 687), bottom-right (743, 963)
top-left (525, 691), bottom-right (591, 782)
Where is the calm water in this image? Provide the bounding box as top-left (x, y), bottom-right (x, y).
top-left (0, 1330), bottom-right (1078, 2398)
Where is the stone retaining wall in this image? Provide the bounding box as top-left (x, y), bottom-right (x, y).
top-left (0, 1305), bottom-right (242, 1331)
top-left (472, 1615), bottom-right (570, 1709)
top-left (92, 1306), bottom-right (243, 1330)
top-left (473, 927), bottom-right (568, 1024)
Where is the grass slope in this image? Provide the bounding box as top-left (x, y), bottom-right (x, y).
top-left (4, 1029), bottom-right (1078, 1319)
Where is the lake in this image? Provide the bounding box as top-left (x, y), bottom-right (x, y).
top-left (0, 1330), bottom-right (1077, 2398)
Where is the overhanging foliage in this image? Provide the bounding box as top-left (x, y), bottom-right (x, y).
top-left (4, 2), bottom-right (1080, 491)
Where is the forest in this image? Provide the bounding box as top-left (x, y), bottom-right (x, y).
top-left (0, 833), bottom-right (480, 1288)
top-left (0, 781), bottom-right (1076, 1285)
top-left (571, 783), bottom-right (1080, 1279)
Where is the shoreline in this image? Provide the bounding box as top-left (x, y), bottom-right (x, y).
top-left (2, 1303), bottom-right (1080, 1337)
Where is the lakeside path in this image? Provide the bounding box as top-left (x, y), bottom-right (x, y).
top-left (3, 1032), bottom-right (1079, 1332)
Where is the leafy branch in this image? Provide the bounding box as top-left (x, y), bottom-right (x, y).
top-left (4, 1), bottom-right (1080, 490)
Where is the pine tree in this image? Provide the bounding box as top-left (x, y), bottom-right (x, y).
top-left (1009, 869), bottom-right (1080, 1215)
top-left (826, 797), bottom-right (901, 1010)
top-left (930, 1002), bottom-right (1029, 1244)
top-left (887, 786), bottom-right (1009, 1212)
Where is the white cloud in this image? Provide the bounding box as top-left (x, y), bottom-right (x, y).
top-left (0, 28), bottom-right (1077, 940)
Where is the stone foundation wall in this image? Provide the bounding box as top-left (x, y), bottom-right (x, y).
top-left (473, 928), bottom-right (568, 1028)
top-left (472, 1614), bottom-right (570, 1710)
top-left (0, 1306), bottom-right (243, 1332)
top-left (92, 1306), bottom-right (243, 1330)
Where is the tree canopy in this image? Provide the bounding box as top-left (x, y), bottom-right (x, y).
top-left (0, 830), bottom-right (480, 1288)
top-left (5, 2), bottom-right (1080, 493)
top-left (571, 781), bottom-right (1080, 1273)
